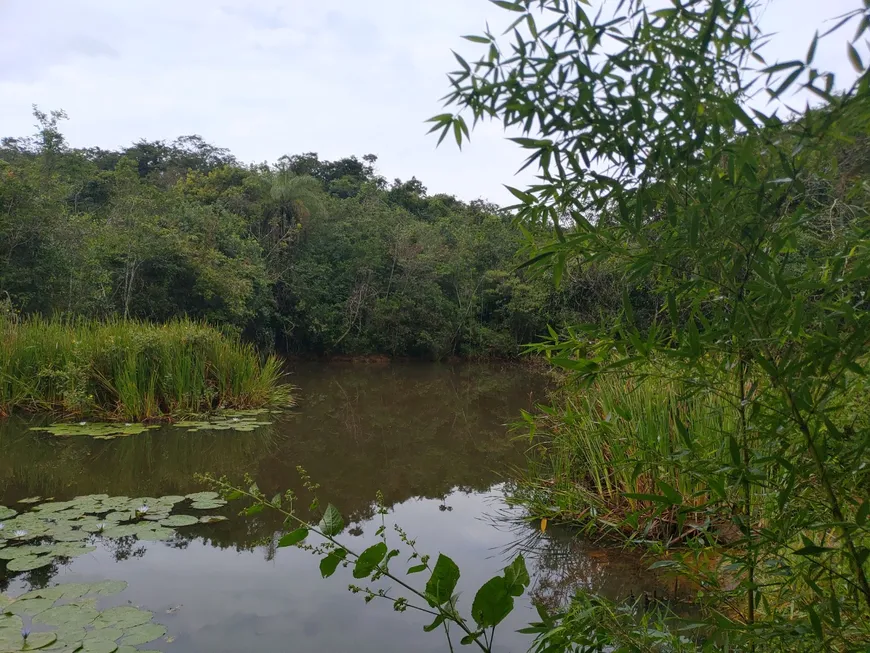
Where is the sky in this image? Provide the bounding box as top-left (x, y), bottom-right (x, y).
top-left (0, 0), bottom-right (863, 204)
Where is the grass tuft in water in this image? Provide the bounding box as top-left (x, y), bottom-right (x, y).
top-left (0, 315), bottom-right (292, 420)
top-left (511, 375), bottom-right (734, 540)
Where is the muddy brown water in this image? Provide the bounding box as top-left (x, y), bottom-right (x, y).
top-left (0, 362), bottom-right (663, 652)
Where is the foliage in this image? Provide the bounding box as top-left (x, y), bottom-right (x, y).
top-left (0, 316), bottom-right (291, 419)
top-left (0, 580), bottom-right (169, 652)
top-left (431, 0), bottom-right (870, 650)
top-left (0, 110), bottom-right (643, 359)
top-left (512, 376), bottom-right (735, 541)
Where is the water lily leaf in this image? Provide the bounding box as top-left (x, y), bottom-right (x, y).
top-left (51, 530), bottom-right (90, 543)
top-left (188, 501), bottom-right (225, 510)
top-left (6, 554), bottom-right (55, 571)
top-left (184, 492), bottom-right (219, 502)
top-left (77, 640), bottom-right (119, 653)
top-left (79, 582), bottom-right (123, 599)
top-left (0, 545), bottom-right (53, 559)
top-left (104, 512), bottom-right (133, 523)
top-left (198, 515), bottom-right (227, 524)
top-left (0, 506), bottom-right (18, 520)
top-left (158, 515), bottom-right (198, 528)
top-left (30, 423), bottom-right (157, 439)
top-left (155, 495), bottom-right (185, 506)
top-left (0, 630), bottom-right (58, 650)
top-left (93, 606), bottom-right (152, 630)
top-left (134, 526), bottom-right (174, 542)
top-left (17, 497), bottom-right (42, 504)
top-left (50, 544), bottom-right (97, 558)
top-left (7, 597), bottom-right (54, 617)
top-left (84, 627), bottom-right (123, 643)
top-left (118, 623), bottom-right (166, 646)
top-left (81, 522), bottom-right (111, 534)
top-left (19, 583), bottom-right (91, 602)
top-left (100, 525), bottom-right (139, 539)
top-left (35, 603), bottom-right (99, 629)
top-left (32, 501), bottom-right (77, 514)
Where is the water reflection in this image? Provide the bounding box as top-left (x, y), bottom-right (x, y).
top-left (0, 363), bottom-right (668, 652)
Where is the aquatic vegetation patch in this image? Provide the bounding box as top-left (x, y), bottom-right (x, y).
top-left (172, 414), bottom-right (273, 432)
top-left (0, 494), bottom-right (226, 576)
top-left (1, 580), bottom-right (168, 652)
top-left (30, 423), bottom-right (159, 440)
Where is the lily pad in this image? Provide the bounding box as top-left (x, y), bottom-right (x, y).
top-left (118, 623), bottom-right (166, 646)
top-left (0, 630), bottom-right (57, 651)
top-left (92, 606), bottom-right (153, 630)
top-left (30, 423), bottom-right (158, 439)
top-left (158, 515), bottom-right (199, 528)
top-left (6, 554), bottom-right (55, 571)
top-left (174, 415), bottom-right (272, 432)
top-left (184, 491), bottom-right (220, 502)
top-left (189, 500), bottom-right (226, 510)
top-left (0, 506), bottom-right (17, 520)
top-left (198, 515), bottom-right (228, 524)
top-left (17, 497), bottom-right (43, 504)
top-left (77, 641), bottom-right (119, 653)
top-left (87, 581), bottom-right (128, 597)
top-left (35, 603), bottom-right (100, 629)
top-left (7, 597), bottom-right (55, 617)
top-left (133, 526), bottom-right (174, 542)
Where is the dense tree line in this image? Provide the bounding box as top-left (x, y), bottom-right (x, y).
top-left (0, 108), bottom-right (636, 358)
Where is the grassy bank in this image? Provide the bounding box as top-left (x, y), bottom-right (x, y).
top-left (0, 316), bottom-right (291, 420)
top-left (512, 375), bottom-right (736, 540)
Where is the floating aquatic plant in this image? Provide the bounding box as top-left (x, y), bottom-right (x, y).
top-left (0, 580), bottom-right (168, 652)
top-left (0, 494), bottom-right (226, 577)
top-left (29, 423), bottom-right (159, 440)
top-left (173, 415), bottom-right (273, 432)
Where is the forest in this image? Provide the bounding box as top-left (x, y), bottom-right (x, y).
top-left (0, 109), bottom-right (639, 359)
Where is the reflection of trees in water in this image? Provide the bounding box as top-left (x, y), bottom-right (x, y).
top-left (0, 363), bottom-right (551, 582)
top-left (0, 415), bottom-right (286, 501)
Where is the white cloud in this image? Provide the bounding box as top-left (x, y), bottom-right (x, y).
top-left (0, 0), bottom-right (863, 203)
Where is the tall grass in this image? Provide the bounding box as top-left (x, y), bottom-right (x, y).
top-left (0, 315), bottom-right (292, 420)
top-left (512, 375), bottom-right (735, 539)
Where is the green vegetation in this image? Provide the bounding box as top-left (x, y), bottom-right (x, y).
top-left (0, 580), bottom-right (169, 651)
top-left (0, 316), bottom-right (289, 420)
top-left (425, 0), bottom-right (870, 649)
top-left (0, 108), bottom-right (643, 360)
top-left (513, 377), bottom-right (736, 540)
top-left (0, 493), bottom-right (227, 576)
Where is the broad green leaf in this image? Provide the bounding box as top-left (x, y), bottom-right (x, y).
top-left (472, 576), bottom-right (513, 627)
top-left (277, 528), bottom-right (308, 547)
top-left (318, 504), bottom-right (344, 537)
top-left (425, 554), bottom-right (460, 606)
top-left (353, 542), bottom-right (387, 579)
top-left (319, 548), bottom-right (348, 578)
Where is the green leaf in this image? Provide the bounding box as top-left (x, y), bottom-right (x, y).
top-left (353, 542), bottom-right (387, 579)
top-left (503, 554), bottom-right (530, 596)
top-left (657, 481), bottom-right (682, 505)
top-left (857, 500), bottom-right (869, 526)
top-left (491, 0), bottom-right (524, 11)
top-left (462, 35), bottom-right (491, 44)
top-left (407, 564), bottom-right (427, 574)
top-left (318, 504), bottom-right (344, 537)
top-left (794, 545), bottom-right (834, 556)
top-left (848, 42), bottom-right (864, 72)
top-left (423, 614), bottom-right (444, 633)
top-left (319, 548), bottom-right (348, 578)
top-left (425, 554), bottom-right (460, 606)
top-left (472, 576), bottom-right (514, 627)
top-left (277, 528), bottom-right (308, 548)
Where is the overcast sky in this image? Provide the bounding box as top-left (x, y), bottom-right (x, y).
top-left (0, 0), bottom-right (863, 203)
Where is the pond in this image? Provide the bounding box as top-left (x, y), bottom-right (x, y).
top-left (0, 362), bottom-right (662, 652)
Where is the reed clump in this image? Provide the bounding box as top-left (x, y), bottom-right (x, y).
top-left (0, 315), bottom-right (291, 421)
